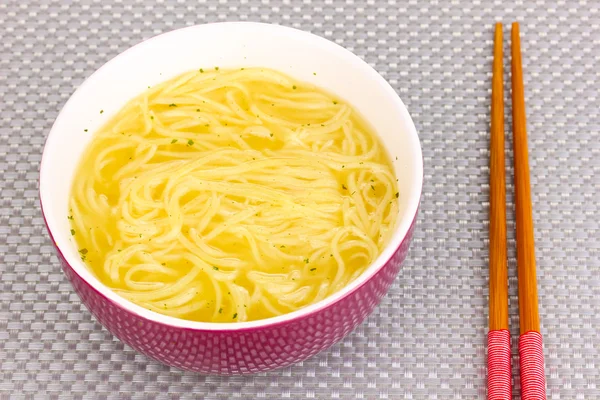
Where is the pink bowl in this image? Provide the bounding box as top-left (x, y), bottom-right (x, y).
top-left (40, 22), bottom-right (423, 374)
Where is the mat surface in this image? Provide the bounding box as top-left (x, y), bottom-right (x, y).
top-left (1, 0), bottom-right (599, 398)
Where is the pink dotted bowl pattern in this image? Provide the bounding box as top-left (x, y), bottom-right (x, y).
top-left (50, 215), bottom-right (417, 374)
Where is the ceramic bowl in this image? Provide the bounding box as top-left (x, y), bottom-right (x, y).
top-left (40, 22), bottom-right (422, 374)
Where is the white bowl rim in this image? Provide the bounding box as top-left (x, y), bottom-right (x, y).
top-left (40, 21), bottom-right (423, 332)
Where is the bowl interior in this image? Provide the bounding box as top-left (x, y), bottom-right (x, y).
top-left (40, 22), bottom-right (423, 330)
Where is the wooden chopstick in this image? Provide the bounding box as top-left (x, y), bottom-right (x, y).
top-left (511, 21), bottom-right (547, 399)
top-left (489, 22), bottom-right (509, 333)
top-left (486, 22), bottom-right (512, 400)
top-left (511, 22), bottom-right (540, 335)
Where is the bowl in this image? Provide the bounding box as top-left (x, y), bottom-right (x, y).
top-left (40, 22), bottom-right (423, 374)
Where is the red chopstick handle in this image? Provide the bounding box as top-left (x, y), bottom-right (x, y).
top-left (519, 331), bottom-right (546, 400)
top-left (487, 329), bottom-right (512, 400)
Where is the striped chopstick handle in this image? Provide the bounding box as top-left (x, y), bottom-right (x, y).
top-left (487, 329), bottom-right (512, 400)
top-left (519, 331), bottom-right (546, 400)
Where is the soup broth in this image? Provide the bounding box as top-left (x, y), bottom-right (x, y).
top-left (69, 67), bottom-right (399, 322)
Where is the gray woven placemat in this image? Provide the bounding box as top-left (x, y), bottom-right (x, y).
top-left (1, 0), bottom-right (599, 398)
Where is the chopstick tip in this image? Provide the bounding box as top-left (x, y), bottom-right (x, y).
top-left (511, 22), bottom-right (521, 43)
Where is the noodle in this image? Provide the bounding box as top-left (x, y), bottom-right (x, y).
top-left (69, 67), bottom-right (399, 322)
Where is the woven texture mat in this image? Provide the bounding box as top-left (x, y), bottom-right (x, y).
top-left (1, 1), bottom-right (599, 398)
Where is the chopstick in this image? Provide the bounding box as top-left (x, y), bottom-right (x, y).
top-left (511, 22), bottom-right (547, 400)
top-left (487, 22), bottom-right (512, 400)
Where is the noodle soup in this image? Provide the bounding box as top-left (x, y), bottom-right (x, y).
top-left (69, 67), bottom-right (398, 322)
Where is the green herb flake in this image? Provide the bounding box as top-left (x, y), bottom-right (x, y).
top-left (313, 72), bottom-right (316, 76)
top-left (219, 308), bottom-right (223, 313)
top-left (150, 116), bottom-right (154, 120)
top-left (169, 103), bottom-right (177, 107)
top-left (67, 215), bottom-right (73, 220)
top-left (304, 258), bottom-right (309, 264)
top-left (70, 229), bottom-right (75, 236)
top-left (395, 192), bottom-right (399, 198)
top-left (84, 129), bottom-right (88, 132)
top-left (79, 248), bottom-right (88, 255)
top-left (280, 245), bottom-right (285, 248)
top-left (199, 68), bottom-right (204, 73)
top-left (187, 139), bottom-right (194, 146)
top-left (310, 268), bottom-right (316, 272)
top-left (196, 109), bottom-right (200, 112)
top-left (213, 266), bottom-right (219, 271)
top-left (215, 66), bottom-right (219, 71)
top-left (270, 133), bottom-right (274, 137)
top-left (351, 191), bottom-right (356, 195)
top-left (333, 101), bottom-right (338, 105)
top-left (161, 263), bottom-right (166, 266)
top-left (292, 85), bottom-right (297, 90)
top-left (100, 110), bottom-right (104, 114)
top-left (342, 184), bottom-right (347, 190)
top-left (371, 185), bottom-right (376, 191)
top-left (171, 139), bottom-right (178, 144)
top-left (232, 313), bottom-right (237, 319)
